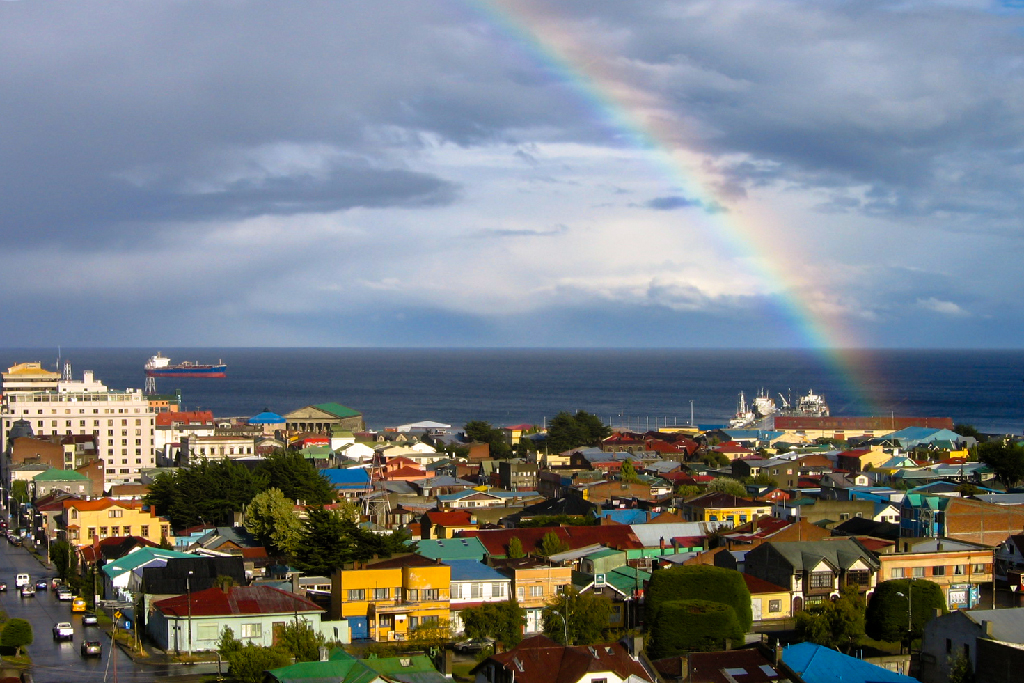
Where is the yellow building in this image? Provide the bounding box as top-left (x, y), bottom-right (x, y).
top-left (743, 574), bottom-right (793, 622)
top-left (682, 492), bottom-right (772, 526)
top-left (331, 555), bottom-right (450, 641)
top-left (499, 558), bottom-right (573, 634)
top-left (60, 498), bottom-right (171, 547)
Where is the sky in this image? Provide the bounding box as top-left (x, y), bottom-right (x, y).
top-left (3, 0), bottom-right (1024, 348)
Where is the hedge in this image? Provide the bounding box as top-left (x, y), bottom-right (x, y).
top-left (646, 599), bottom-right (744, 658)
top-left (645, 564), bottom-right (753, 631)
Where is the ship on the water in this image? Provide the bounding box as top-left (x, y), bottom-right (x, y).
top-left (729, 388), bottom-right (829, 428)
top-left (145, 352), bottom-right (226, 378)
top-left (777, 389), bottom-right (830, 417)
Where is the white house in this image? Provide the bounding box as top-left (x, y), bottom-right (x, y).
top-left (447, 560), bottom-right (513, 634)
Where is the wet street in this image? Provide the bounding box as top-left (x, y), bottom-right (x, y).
top-left (0, 537), bottom-right (215, 682)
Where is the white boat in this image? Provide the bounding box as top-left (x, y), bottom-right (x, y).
top-left (729, 391), bottom-right (756, 428)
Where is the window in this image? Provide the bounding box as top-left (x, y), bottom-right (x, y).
top-left (347, 589), bottom-right (366, 601)
top-left (422, 588), bottom-right (439, 601)
top-left (109, 509), bottom-right (123, 518)
top-left (933, 566), bottom-right (946, 576)
top-left (422, 615), bottom-right (439, 625)
top-left (141, 525), bottom-right (149, 537)
top-left (240, 623), bottom-right (262, 638)
top-left (123, 526), bottom-right (131, 536)
top-left (406, 589), bottom-right (418, 602)
top-left (891, 568), bottom-right (905, 579)
top-left (197, 624), bottom-right (220, 640)
top-left (99, 527), bottom-right (108, 536)
top-left (913, 567), bottom-right (925, 578)
top-left (471, 583), bottom-right (482, 599)
top-left (111, 527), bottom-right (119, 536)
top-left (769, 599), bottom-right (781, 613)
top-left (529, 585), bottom-right (544, 598)
top-left (409, 616), bottom-right (419, 629)
top-left (87, 527), bottom-right (96, 539)
top-left (492, 582), bottom-right (505, 598)
top-left (973, 564), bottom-right (986, 573)
top-left (954, 565), bottom-right (966, 575)
top-left (517, 586), bottom-right (525, 600)
top-left (373, 588), bottom-right (390, 600)
top-left (378, 615), bottom-right (393, 627)
top-left (809, 572), bottom-right (833, 589)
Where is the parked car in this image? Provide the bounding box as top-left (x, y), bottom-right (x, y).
top-left (81, 612), bottom-right (98, 626)
top-left (56, 587), bottom-right (73, 601)
top-left (34, 580), bottom-right (47, 592)
top-left (71, 597), bottom-right (87, 612)
top-left (80, 641), bottom-right (102, 657)
top-left (20, 585), bottom-right (35, 598)
top-left (52, 622), bottom-right (73, 641)
top-left (0, 581), bottom-right (7, 592)
top-left (453, 638), bottom-right (494, 653)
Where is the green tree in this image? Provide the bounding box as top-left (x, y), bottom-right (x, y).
top-left (645, 564), bottom-right (752, 632)
top-left (293, 506), bottom-right (408, 575)
top-left (464, 421), bottom-right (512, 459)
top-left (646, 599), bottom-right (744, 657)
top-left (542, 587), bottom-right (612, 645)
top-left (217, 626), bottom-right (243, 658)
top-left (507, 537), bottom-right (526, 559)
top-left (226, 642), bottom-right (291, 683)
top-left (954, 424), bottom-right (982, 441)
top-left (1, 619), bottom-right (33, 656)
top-left (276, 619), bottom-right (327, 662)
top-left (49, 539), bottom-right (78, 581)
top-left (145, 459), bottom-right (269, 529)
top-left (244, 487), bottom-right (303, 555)
top-left (978, 440), bottom-right (1024, 488)
top-left (794, 588), bottom-right (866, 653)
top-left (753, 472), bottom-right (779, 487)
top-left (537, 531), bottom-right (569, 557)
top-left (865, 579), bottom-right (947, 646)
top-left (705, 478), bottom-right (748, 498)
top-left (256, 449), bottom-right (335, 505)
top-left (545, 411), bottom-right (611, 454)
top-left (701, 452), bottom-right (731, 468)
top-left (461, 600), bottom-right (526, 648)
top-left (11, 480), bottom-right (29, 506)
top-left (619, 460), bottom-right (640, 483)
top-left (407, 619), bottom-right (456, 652)
top-left (948, 649), bottom-right (974, 683)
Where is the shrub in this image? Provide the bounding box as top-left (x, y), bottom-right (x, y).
top-left (865, 579), bottom-right (947, 644)
top-left (646, 600), bottom-right (743, 657)
top-left (645, 564), bottom-right (752, 631)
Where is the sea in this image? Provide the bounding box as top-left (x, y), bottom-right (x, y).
top-left (1, 348), bottom-right (1022, 435)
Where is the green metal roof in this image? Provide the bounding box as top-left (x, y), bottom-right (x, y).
top-left (270, 653), bottom-right (446, 683)
top-left (314, 403), bottom-right (362, 418)
top-left (33, 468), bottom-right (88, 481)
top-left (101, 547), bottom-right (194, 579)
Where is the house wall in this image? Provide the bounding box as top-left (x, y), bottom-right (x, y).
top-left (919, 611), bottom-right (982, 683)
top-left (331, 564), bottom-right (451, 641)
top-left (879, 549), bottom-right (993, 609)
top-left (149, 611), bottom-right (324, 652)
top-left (63, 501), bottom-right (170, 547)
top-left (975, 636), bottom-right (1024, 683)
top-left (750, 589), bottom-right (792, 622)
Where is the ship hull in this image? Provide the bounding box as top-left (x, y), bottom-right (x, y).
top-left (145, 366), bottom-right (226, 378)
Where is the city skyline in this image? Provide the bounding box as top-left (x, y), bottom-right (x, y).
top-left (3, 1), bottom-right (1023, 348)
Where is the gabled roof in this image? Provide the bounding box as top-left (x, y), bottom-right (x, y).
top-left (102, 547), bottom-right (195, 579)
top-left (445, 560), bottom-right (509, 582)
top-left (313, 403), bottom-right (362, 418)
top-left (760, 539), bottom-right (879, 573)
top-left (249, 411), bottom-right (285, 424)
top-left (321, 469), bottom-right (371, 486)
top-left (472, 635), bottom-right (652, 683)
top-left (33, 468), bottom-right (89, 482)
top-left (415, 537), bottom-right (488, 561)
top-left (782, 642), bottom-right (917, 683)
top-left (154, 585), bottom-right (322, 618)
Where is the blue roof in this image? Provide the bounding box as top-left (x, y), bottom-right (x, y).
top-left (321, 469), bottom-right (370, 486)
top-left (595, 509), bottom-right (649, 525)
top-left (782, 643), bottom-right (918, 683)
top-left (444, 560), bottom-right (509, 582)
top-left (249, 411), bottom-right (285, 424)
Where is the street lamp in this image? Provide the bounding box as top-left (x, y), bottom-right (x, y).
top-left (187, 570), bottom-right (194, 658)
top-left (897, 582), bottom-right (913, 653)
top-left (1011, 584), bottom-right (1018, 609)
top-left (550, 610), bottom-right (569, 646)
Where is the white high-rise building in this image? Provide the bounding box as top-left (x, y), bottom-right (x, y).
top-left (1, 368), bottom-right (157, 489)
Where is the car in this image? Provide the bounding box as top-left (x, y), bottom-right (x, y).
top-left (71, 597), bottom-right (87, 612)
top-left (56, 587), bottom-right (73, 601)
top-left (81, 612), bottom-right (98, 626)
top-left (0, 581), bottom-right (7, 592)
top-left (52, 622), bottom-right (73, 641)
top-left (453, 638), bottom-right (494, 654)
top-left (80, 640), bottom-right (102, 657)
top-left (20, 585), bottom-right (35, 598)
top-left (15, 573), bottom-right (29, 588)
top-left (34, 580), bottom-right (47, 592)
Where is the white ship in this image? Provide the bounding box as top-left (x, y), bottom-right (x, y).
top-left (752, 389), bottom-right (777, 418)
top-left (729, 391), bottom-right (757, 428)
top-left (777, 389), bottom-right (830, 417)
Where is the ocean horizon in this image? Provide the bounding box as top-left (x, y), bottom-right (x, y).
top-left (1, 347), bottom-right (1021, 435)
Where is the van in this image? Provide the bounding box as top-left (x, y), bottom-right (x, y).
top-left (15, 574), bottom-right (29, 588)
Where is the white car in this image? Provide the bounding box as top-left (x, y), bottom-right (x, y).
top-left (52, 622), bottom-right (73, 641)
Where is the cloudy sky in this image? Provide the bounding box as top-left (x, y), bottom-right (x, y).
top-left (2, 0), bottom-right (1023, 348)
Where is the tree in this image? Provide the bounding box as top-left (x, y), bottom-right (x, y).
top-left (507, 537), bottom-right (526, 559)
top-left (256, 449), bottom-right (335, 505)
top-left (1, 619), bottom-right (33, 656)
top-left (49, 540), bottom-right (78, 581)
top-left (293, 506), bottom-right (408, 575)
top-left (464, 421), bottom-right (512, 459)
top-left (11, 480), bottom-right (29, 506)
top-left (978, 440), bottom-right (1024, 488)
top-left (619, 460), bottom-right (639, 483)
top-left (537, 531), bottom-right (569, 557)
top-left (646, 600), bottom-right (744, 657)
top-left (676, 484), bottom-right (701, 498)
top-left (542, 587), bottom-right (611, 645)
top-left (794, 588), bottom-right (866, 653)
top-left (144, 459), bottom-right (269, 529)
top-left (753, 472), bottom-right (779, 487)
top-left (954, 424), bottom-right (982, 441)
top-left (545, 411), bottom-right (611, 453)
top-left (276, 619), bottom-right (327, 662)
top-left (461, 600), bottom-right (526, 648)
top-left (865, 579), bottom-right (947, 646)
top-left (701, 452), bottom-right (731, 468)
top-left (407, 619), bottom-right (456, 652)
top-left (244, 487), bottom-right (303, 555)
top-left (948, 649), bottom-right (974, 683)
top-left (706, 478), bottom-right (748, 498)
top-left (645, 565), bottom-right (752, 632)
top-left (226, 642), bottom-right (291, 683)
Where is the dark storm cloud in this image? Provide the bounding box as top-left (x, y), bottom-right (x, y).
top-left (644, 196), bottom-right (698, 210)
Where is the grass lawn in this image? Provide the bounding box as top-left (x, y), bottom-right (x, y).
top-left (452, 660), bottom-right (477, 682)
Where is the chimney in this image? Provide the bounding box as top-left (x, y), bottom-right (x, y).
top-left (774, 640), bottom-right (782, 666)
top-left (291, 572), bottom-right (300, 595)
top-left (983, 620), bottom-right (994, 637)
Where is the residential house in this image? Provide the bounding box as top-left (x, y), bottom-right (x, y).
top-left (943, 498), bottom-right (1024, 547)
top-left (149, 585), bottom-right (337, 653)
top-left (437, 489), bottom-right (541, 510)
top-left (330, 554), bottom-right (450, 641)
top-left (721, 518), bottom-right (831, 551)
top-left (994, 534), bottom-right (1024, 584)
top-left (61, 497), bottom-right (171, 547)
top-left (782, 642), bottom-right (917, 683)
top-left (447, 560), bottom-right (512, 633)
top-left (420, 510), bottom-right (479, 540)
top-left (879, 538), bottom-right (993, 609)
top-left (573, 564), bottom-right (650, 630)
top-left (100, 546), bottom-right (195, 601)
top-left (745, 538), bottom-right (881, 611)
top-left (322, 469), bottom-right (372, 500)
top-left (920, 608), bottom-right (1024, 683)
top-left (783, 499), bottom-right (876, 529)
top-left (680, 493), bottom-right (772, 526)
top-left (499, 460), bottom-right (539, 491)
top-left (32, 468), bottom-right (92, 498)
top-left (415, 537), bottom-right (488, 563)
top-left (491, 559), bottom-right (573, 634)
top-left (743, 574), bottom-right (793, 622)
top-left (471, 635), bottom-right (653, 683)
top-left (665, 647), bottom-right (799, 683)
top-left (270, 650), bottom-right (449, 683)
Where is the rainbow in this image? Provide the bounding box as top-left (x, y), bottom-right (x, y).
top-left (462, 0), bottom-right (883, 414)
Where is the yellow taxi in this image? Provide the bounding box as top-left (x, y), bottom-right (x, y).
top-left (71, 597), bottom-right (87, 613)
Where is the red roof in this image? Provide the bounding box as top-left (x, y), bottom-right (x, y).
top-left (741, 573), bottom-right (788, 595)
top-left (425, 510), bottom-right (476, 527)
top-left (459, 525), bottom-right (643, 556)
top-left (153, 585), bottom-right (322, 618)
top-left (504, 424), bottom-right (534, 431)
top-left (155, 410), bottom-right (214, 427)
top-left (479, 635), bottom-right (652, 683)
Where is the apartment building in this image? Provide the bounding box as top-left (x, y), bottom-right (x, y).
top-left (493, 558), bottom-right (573, 634)
top-left (60, 497), bottom-right (171, 547)
top-left (878, 538), bottom-right (993, 610)
top-left (1, 368), bottom-right (156, 488)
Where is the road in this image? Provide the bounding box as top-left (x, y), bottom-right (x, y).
top-left (0, 536), bottom-right (214, 682)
